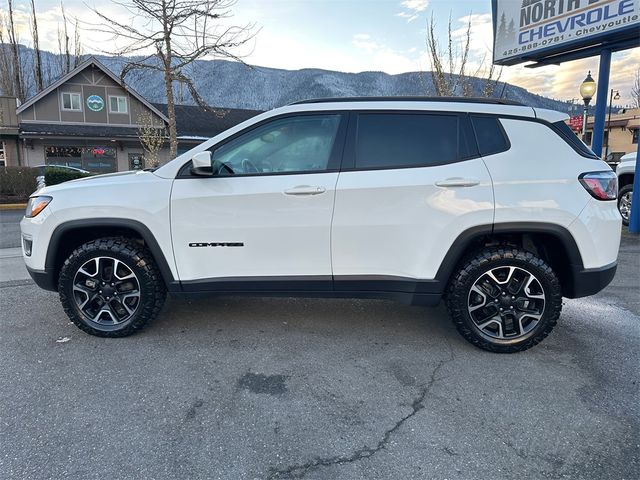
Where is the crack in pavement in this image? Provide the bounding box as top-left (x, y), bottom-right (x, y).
top-left (266, 349), bottom-right (455, 480)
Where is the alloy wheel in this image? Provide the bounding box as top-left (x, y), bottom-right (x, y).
top-left (467, 266), bottom-right (546, 340)
top-left (619, 191), bottom-right (632, 223)
top-left (72, 256), bottom-right (141, 325)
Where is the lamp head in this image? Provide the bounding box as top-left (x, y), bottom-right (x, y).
top-left (580, 71), bottom-right (596, 105)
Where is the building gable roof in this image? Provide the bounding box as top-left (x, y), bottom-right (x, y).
top-left (151, 103), bottom-right (261, 138)
top-left (16, 56), bottom-right (169, 124)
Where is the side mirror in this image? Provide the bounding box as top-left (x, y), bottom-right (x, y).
top-left (191, 151), bottom-right (212, 176)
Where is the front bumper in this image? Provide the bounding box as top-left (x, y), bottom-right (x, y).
top-left (26, 266), bottom-right (58, 292)
top-left (564, 261), bottom-right (617, 298)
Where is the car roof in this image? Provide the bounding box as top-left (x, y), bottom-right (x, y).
top-left (290, 96), bottom-right (525, 106)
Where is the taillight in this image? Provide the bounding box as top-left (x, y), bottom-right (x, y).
top-left (579, 171), bottom-right (617, 200)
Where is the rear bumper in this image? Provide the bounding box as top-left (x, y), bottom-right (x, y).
top-left (565, 261), bottom-right (617, 298)
top-left (26, 266), bottom-right (57, 292)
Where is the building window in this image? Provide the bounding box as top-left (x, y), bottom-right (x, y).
top-left (0, 141), bottom-right (5, 166)
top-left (61, 92), bottom-right (82, 111)
top-left (109, 96), bottom-right (128, 114)
top-left (45, 145), bottom-right (117, 173)
top-left (584, 131), bottom-right (593, 145)
top-left (633, 129), bottom-right (638, 145)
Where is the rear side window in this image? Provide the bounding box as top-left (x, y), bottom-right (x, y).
top-left (355, 113), bottom-right (469, 169)
top-left (471, 115), bottom-right (510, 156)
top-left (551, 121), bottom-right (599, 159)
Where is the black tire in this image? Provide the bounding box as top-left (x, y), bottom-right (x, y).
top-left (618, 184), bottom-right (633, 227)
top-left (446, 247), bottom-right (562, 353)
top-left (59, 237), bottom-right (166, 337)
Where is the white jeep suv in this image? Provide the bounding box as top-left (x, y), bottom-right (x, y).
top-left (20, 97), bottom-right (621, 353)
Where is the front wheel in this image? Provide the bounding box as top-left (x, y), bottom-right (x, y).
top-left (618, 184), bottom-right (633, 226)
top-left (59, 237), bottom-right (166, 337)
top-left (446, 247), bottom-right (562, 353)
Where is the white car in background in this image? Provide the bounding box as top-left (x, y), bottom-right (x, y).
top-left (616, 152), bottom-right (636, 226)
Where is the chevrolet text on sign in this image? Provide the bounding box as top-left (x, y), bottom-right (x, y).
top-left (493, 0), bottom-right (640, 65)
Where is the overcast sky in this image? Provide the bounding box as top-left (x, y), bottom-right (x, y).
top-left (5, 0), bottom-right (639, 106)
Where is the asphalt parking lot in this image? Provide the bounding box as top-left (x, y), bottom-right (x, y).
top-left (0, 209), bottom-right (638, 479)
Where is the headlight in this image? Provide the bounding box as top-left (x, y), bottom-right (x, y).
top-left (25, 196), bottom-right (52, 218)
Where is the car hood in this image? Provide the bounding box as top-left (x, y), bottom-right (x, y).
top-left (36, 170), bottom-right (154, 195)
top-left (616, 157), bottom-right (636, 174)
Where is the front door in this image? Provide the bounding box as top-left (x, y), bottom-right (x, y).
top-left (170, 113), bottom-right (347, 291)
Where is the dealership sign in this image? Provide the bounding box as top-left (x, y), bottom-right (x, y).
top-left (493, 0), bottom-right (640, 65)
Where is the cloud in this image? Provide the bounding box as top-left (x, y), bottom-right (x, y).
top-left (502, 49), bottom-right (640, 107)
top-left (351, 34), bottom-right (417, 74)
top-left (401, 0), bottom-right (429, 12)
top-left (396, 0), bottom-right (428, 23)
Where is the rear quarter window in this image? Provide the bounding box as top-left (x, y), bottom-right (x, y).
top-left (550, 121), bottom-right (599, 159)
top-left (471, 115), bottom-right (510, 156)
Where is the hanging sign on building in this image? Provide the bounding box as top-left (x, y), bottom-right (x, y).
top-left (493, 0), bottom-right (640, 65)
top-left (569, 115), bottom-right (584, 131)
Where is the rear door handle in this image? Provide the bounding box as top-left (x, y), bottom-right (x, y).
top-left (435, 177), bottom-right (480, 188)
top-left (284, 185), bottom-right (326, 196)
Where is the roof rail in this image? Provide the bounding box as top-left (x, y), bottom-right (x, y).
top-left (289, 96), bottom-right (525, 106)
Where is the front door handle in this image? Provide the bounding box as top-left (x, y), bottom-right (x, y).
top-left (284, 185), bottom-right (326, 196)
top-left (435, 177), bottom-right (480, 188)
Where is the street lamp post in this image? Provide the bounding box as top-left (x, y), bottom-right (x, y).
top-left (605, 89), bottom-right (620, 160)
top-left (579, 71), bottom-right (596, 143)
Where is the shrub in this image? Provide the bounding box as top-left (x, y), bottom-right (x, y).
top-left (44, 167), bottom-right (93, 186)
top-left (0, 167), bottom-right (38, 200)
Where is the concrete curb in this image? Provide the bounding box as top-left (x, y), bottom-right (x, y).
top-left (0, 203), bottom-right (27, 211)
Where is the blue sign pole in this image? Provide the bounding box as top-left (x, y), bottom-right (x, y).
top-left (590, 49), bottom-right (611, 158)
top-left (629, 145), bottom-right (640, 234)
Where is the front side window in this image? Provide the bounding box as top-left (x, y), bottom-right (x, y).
top-left (211, 114), bottom-right (341, 175)
top-left (109, 96), bottom-right (128, 114)
top-left (0, 141), bottom-right (5, 166)
top-left (354, 113), bottom-right (463, 169)
top-left (61, 92), bottom-right (81, 111)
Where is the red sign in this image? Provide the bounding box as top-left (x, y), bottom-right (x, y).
top-left (569, 116), bottom-right (583, 131)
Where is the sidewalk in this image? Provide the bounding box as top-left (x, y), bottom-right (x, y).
top-left (0, 203), bottom-right (27, 211)
top-left (0, 247), bottom-right (30, 283)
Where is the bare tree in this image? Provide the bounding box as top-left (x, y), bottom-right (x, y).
top-left (137, 112), bottom-right (167, 168)
top-left (6, 0), bottom-right (24, 101)
top-left (425, 13), bottom-right (502, 98)
top-left (0, 14), bottom-right (14, 96)
top-left (59, 2), bottom-right (71, 74)
top-left (55, 3), bottom-right (82, 76)
top-left (73, 18), bottom-right (82, 68)
top-left (632, 68), bottom-right (640, 109)
top-left (30, 0), bottom-right (44, 91)
top-left (89, 0), bottom-right (257, 157)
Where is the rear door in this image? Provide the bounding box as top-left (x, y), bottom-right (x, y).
top-left (331, 111), bottom-right (495, 290)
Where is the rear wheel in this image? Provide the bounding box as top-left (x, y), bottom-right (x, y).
top-left (59, 237), bottom-right (166, 337)
top-left (618, 184), bottom-right (633, 226)
top-left (446, 247), bottom-right (562, 353)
